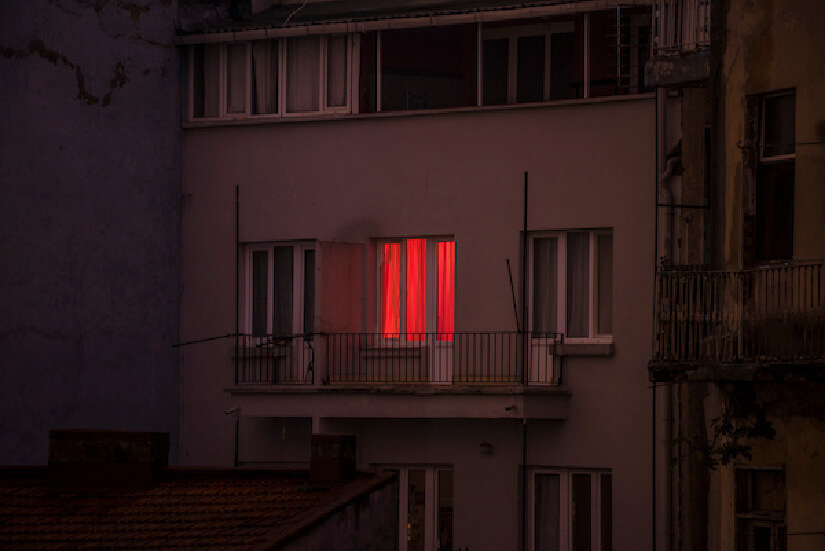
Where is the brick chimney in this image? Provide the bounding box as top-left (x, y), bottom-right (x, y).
top-left (310, 433), bottom-right (355, 482)
top-left (48, 430), bottom-right (169, 490)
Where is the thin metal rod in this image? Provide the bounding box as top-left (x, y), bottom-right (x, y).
top-left (521, 171), bottom-right (529, 551)
top-left (507, 259), bottom-right (520, 331)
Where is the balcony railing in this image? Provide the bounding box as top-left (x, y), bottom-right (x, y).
top-left (235, 331), bottom-right (563, 385)
top-left (653, 262), bottom-right (825, 364)
top-left (653, 0), bottom-right (711, 55)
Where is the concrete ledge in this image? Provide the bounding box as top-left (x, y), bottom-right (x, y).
top-left (645, 50), bottom-right (710, 88)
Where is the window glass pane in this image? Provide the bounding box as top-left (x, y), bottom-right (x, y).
top-left (382, 243), bottom-right (401, 337)
top-left (550, 32), bottom-right (577, 100)
top-left (571, 474), bottom-right (592, 551)
top-left (326, 35), bottom-right (348, 107)
top-left (406, 239), bottom-right (427, 341)
top-left (359, 32), bottom-right (378, 113)
top-left (381, 25), bottom-right (476, 111)
top-left (436, 241), bottom-right (455, 341)
top-left (533, 237), bottom-right (558, 334)
top-left (252, 251), bottom-right (268, 335)
top-left (226, 43), bottom-right (247, 114)
top-left (588, 10), bottom-right (618, 98)
top-left (286, 36), bottom-right (320, 113)
top-left (756, 162), bottom-right (794, 261)
top-left (535, 473), bottom-right (560, 551)
top-left (600, 473), bottom-right (612, 551)
top-left (763, 94), bottom-right (795, 157)
top-left (437, 470), bottom-right (454, 551)
top-left (517, 35), bottom-right (545, 103)
top-left (407, 469), bottom-right (426, 551)
top-left (567, 233), bottom-right (590, 338)
top-left (620, 11), bottom-right (652, 94)
top-left (483, 38), bottom-right (508, 105)
top-left (251, 40), bottom-right (278, 114)
top-left (273, 246), bottom-right (294, 336)
top-left (303, 250), bottom-right (315, 335)
top-left (597, 234), bottom-right (613, 334)
top-left (192, 44), bottom-right (220, 118)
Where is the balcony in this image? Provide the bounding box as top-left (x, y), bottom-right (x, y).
top-left (235, 331), bottom-right (563, 386)
top-left (651, 262), bottom-right (825, 378)
top-left (646, 0), bottom-right (711, 87)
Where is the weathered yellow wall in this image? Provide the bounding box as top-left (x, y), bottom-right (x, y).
top-left (722, 0), bottom-right (825, 267)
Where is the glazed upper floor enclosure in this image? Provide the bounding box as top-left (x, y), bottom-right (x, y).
top-left (233, 231), bottom-right (612, 386)
top-left (183, 7), bottom-right (652, 123)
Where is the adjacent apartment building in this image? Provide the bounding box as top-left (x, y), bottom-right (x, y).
top-left (177, 1), bottom-right (671, 549)
top-left (648, 0), bottom-right (825, 550)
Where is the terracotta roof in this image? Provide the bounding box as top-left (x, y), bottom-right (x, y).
top-left (0, 468), bottom-right (387, 551)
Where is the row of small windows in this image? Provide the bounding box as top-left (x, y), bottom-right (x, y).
top-left (189, 9), bottom-right (651, 120)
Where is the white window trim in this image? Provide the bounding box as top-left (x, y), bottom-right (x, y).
top-left (244, 242), bottom-right (315, 336)
top-left (376, 237), bottom-right (454, 342)
top-left (528, 468), bottom-right (610, 551)
top-left (527, 230), bottom-right (613, 343)
top-left (759, 91), bottom-right (796, 163)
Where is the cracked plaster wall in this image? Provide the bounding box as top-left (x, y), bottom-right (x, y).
top-left (0, 0), bottom-right (180, 464)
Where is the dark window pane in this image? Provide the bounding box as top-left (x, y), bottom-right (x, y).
top-left (251, 40), bottom-right (278, 114)
top-left (483, 38), bottom-right (508, 105)
top-left (273, 246), bottom-right (294, 336)
top-left (535, 474), bottom-right (560, 551)
top-left (597, 234), bottom-right (613, 334)
top-left (550, 32), bottom-right (576, 100)
top-left (226, 43), bottom-right (247, 114)
top-left (600, 474), bottom-right (612, 551)
top-left (252, 251), bottom-right (268, 335)
top-left (192, 44), bottom-right (220, 118)
top-left (303, 250), bottom-right (315, 335)
top-left (533, 238), bottom-right (558, 333)
top-left (572, 474), bottom-right (592, 551)
top-left (589, 10), bottom-right (618, 97)
top-left (407, 469), bottom-right (426, 551)
top-left (753, 525), bottom-right (771, 551)
top-left (381, 25), bottom-right (476, 111)
top-left (567, 232), bottom-right (590, 337)
top-left (763, 94), bottom-right (795, 157)
top-left (756, 162), bottom-right (794, 261)
top-left (517, 35), bottom-right (545, 103)
top-left (437, 470), bottom-right (454, 551)
top-left (359, 32), bottom-right (377, 113)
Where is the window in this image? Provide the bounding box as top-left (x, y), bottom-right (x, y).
top-left (247, 243), bottom-right (315, 336)
top-left (380, 238), bottom-right (455, 341)
top-left (529, 230), bottom-right (612, 340)
top-left (380, 466), bottom-right (453, 551)
top-left (735, 468), bottom-right (786, 551)
top-left (482, 20), bottom-right (583, 105)
top-left (190, 36), bottom-right (350, 120)
top-left (588, 8), bottom-right (651, 98)
top-left (756, 91), bottom-right (795, 262)
top-left (530, 469), bottom-right (612, 551)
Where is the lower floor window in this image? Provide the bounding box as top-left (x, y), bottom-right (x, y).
top-left (381, 465), bottom-right (454, 551)
top-left (248, 243), bottom-right (315, 336)
top-left (531, 469), bottom-right (611, 551)
top-left (735, 467), bottom-right (786, 551)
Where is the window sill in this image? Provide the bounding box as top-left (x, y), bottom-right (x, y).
top-left (183, 93), bottom-right (654, 128)
top-left (550, 342), bottom-right (614, 357)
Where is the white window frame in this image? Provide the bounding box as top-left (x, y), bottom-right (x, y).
top-left (481, 21), bottom-right (577, 105)
top-left (759, 91), bottom-right (796, 163)
top-left (376, 237), bottom-right (455, 341)
top-left (528, 468), bottom-right (610, 551)
top-left (244, 242), bottom-right (316, 337)
top-left (527, 230), bottom-right (613, 343)
top-left (281, 34), bottom-right (353, 117)
top-left (377, 465), bottom-right (453, 551)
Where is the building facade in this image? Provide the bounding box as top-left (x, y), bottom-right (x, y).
top-left (648, 0), bottom-right (825, 550)
top-left (178, 1), bottom-right (667, 550)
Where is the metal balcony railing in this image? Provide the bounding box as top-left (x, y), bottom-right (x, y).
top-left (235, 331), bottom-right (564, 385)
top-left (653, 262), bottom-right (825, 364)
top-left (653, 0), bottom-right (711, 55)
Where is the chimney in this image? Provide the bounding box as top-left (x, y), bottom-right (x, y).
top-left (48, 430), bottom-right (169, 490)
top-left (310, 433), bottom-right (355, 482)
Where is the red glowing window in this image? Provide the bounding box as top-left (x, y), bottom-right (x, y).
top-left (405, 238), bottom-right (427, 341)
top-left (437, 241), bottom-right (455, 341)
top-left (381, 242), bottom-right (400, 337)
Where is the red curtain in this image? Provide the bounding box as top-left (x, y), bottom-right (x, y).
top-left (437, 241), bottom-right (455, 341)
top-left (406, 238), bottom-right (427, 341)
top-left (381, 242), bottom-right (400, 337)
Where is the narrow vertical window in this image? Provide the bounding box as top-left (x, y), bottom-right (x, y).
top-left (566, 232), bottom-right (590, 338)
top-left (381, 243), bottom-right (401, 337)
top-left (359, 32), bottom-right (378, 113)
top-left (597, 234), bottom-right (613, 335)
top-left (192, 44), bottom-right (220, 118)
top-left (516, 35), bottom-right (545, 103)
top-left (482, 38), bottom-right (509, 105)
top-left (549, 32), bottom-right (577, 100)
top-left (303, 249), bottom-right (315, 335)
top-left (251, 251), bottom-right (268, 335)
top-left (272, 246), bottom-right (293, 336)
top-left (437, 469), bottom-right (454, 551)
top-left (533, 237), bottom-right (558, 334)
top-left (600, 473), bottom-right (613, 551)
top-left (251, 40), bottom-right (278, 114)
top-left (535, 473), bottom-right (561, 551)
top-left (406, 238), bottom-right (427, 341)
top-left (571, 473), bottom-right (592, 551)
top-left (286, 36), bottom-right (321, 113)
top-left (436, 241), bottom-right (455, 341)
top-left (226, 43), bottom-right (247, 114)
top-left (326, 35), bottom-right (348, 108)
